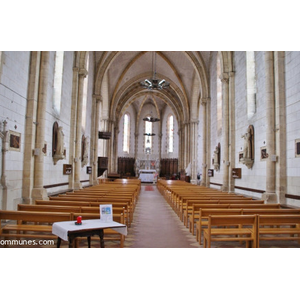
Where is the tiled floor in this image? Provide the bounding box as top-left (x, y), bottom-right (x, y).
top-left (124, 184), bottom-right (200, 248)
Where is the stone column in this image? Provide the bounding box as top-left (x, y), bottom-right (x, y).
top-left (92, 95), bottom-right (101, 185)
top-left (74, 68), bottom-right (88, 190)
top-left (274, 51), bottom-right (287, 204)
top-left (68, 66), bottom-right (79, 189)
top-left (22, 52), bottom-right (41, 204)
top-left (112, 123), bottom-right (119, 173)
top-left (184, 122), bottom-right (189, 168)
top-left (220, 73), bottom-right (230, 192)
top-left (262, 51), bottom-right (277, 203)
top-left (32, 51), bottom-right (50, 201)
top-left (177, 126), bottom-right (182, 171)
top-left (228, 71), bottom-right (236, 193)
top-left (190, 120), bottom-right (198, 184)
top-left (1, 121), bottom-right (8, 210)
top-left (200, 98), bottom-right (209, 186)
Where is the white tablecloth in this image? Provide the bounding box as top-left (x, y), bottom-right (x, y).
top-left (52, 219), bottom-right (127, 241)
top-left (138, 170), bottom-right (156, 182)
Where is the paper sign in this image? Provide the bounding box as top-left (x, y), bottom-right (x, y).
top-left (100, 204), bottom-right (113, 222)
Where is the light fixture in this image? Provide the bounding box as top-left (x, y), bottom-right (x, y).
top-left (140, 52), bottom-right (170, 90)
top-left (143, 116), bottom-right (160, 122)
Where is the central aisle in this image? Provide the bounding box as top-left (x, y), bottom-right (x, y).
top-left (125, 184), bottom-right (200, 248)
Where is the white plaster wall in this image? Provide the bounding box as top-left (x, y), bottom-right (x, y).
top-left (0, 51), bottom-right (30, 209)
top-left (234, 51), bottom-right (267, 198)
top-left (285, 51), bottom-right (300, 205)
top-left (43, 52), bottom-right (73, 193)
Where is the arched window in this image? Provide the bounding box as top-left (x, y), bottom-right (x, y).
top-left (81, 53), bottom-right (89, 131)
top-left (167, 114), bottom-right (174, 153)
top-left (217, 53), bottom-right (222, 135)
top-left (144, 116), bottom-right (152, 154)
top-left (123, 113), bottom-right (130, 153)
top-left (53, 51), bottom-right (64, 115)
top-left (246, 51), bottom-right (257, 119)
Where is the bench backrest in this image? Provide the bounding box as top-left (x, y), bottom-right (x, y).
top-left (0, 210), bottom-right (72, 223)
top-left (243, 209), bottom-right (300, 215)
top-left (18, 204), bottom-right (82, 213)
top-left (200, 208), bottom-right (243, 218)
top-left (258, 214), bottom-right (300, 226)
top-left (208, 214), bottom-right (258, 227)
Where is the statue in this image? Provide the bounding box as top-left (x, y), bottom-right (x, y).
top-left (241, 125), bottom-right (254, 169)
top-left (242, 127), bottom-right (252, 159)
top-left (135, 158), bottom-right (140, 177)
top-left (53, 126), bottom-right (65, 164)
top-left (213, 144), bottom-right (220, 171)
top-left (81, 136), bottom-right (89, 167)
top-left (185, 162), bottom-right (191, 176)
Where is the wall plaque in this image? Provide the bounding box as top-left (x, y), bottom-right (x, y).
top-left (63, 164), bottom-right (72, 175)
top-left (232, 168), bottom-right (241, 179)
top-left (87, 166), bottom-right (92, 174)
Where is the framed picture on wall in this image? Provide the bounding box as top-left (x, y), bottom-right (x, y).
top-left (296, 139), bottom-right (300, 158)
top-left (260, 147), bottom-right (268, 160)
top-left (9, 131), bottom-right (21, 151)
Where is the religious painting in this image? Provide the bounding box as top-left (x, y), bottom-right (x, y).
top-left (9, 131), bottom-right (21, 151)
top-left (296, 139), bottom-right (300, 158)
top-left (260, 147), bottom-right (268, 160)
top-left (239, 152), bottom-right (244, 163)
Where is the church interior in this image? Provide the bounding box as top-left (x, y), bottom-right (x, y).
top-left (1, 3), bottom-right (299, 300)
top-left (1, 50), bottom-right (300, 241)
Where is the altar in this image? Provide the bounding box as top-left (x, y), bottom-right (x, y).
top-left (138, 169), bottom-right (156, 183)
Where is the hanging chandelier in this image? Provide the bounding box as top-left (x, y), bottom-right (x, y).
top-left (143, 116), bottom-right (160, 122)
top-left (140, 52), bottom-right (170, 90)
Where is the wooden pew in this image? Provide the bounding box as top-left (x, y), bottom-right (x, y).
top-left (257, 214), bottom-right (300, 247)
top-left (196, 208), bottom-right (300, 245)
top-left (188, 203), bottom-right (281, 235)
top-left (182, 199), bottom-right (264, 225)
top-left (203, 214), bottom-right (258, 248)
top-left (0, 210), bottom-right (72, 242)
top-left (34, 200), bottom-right (131, 227)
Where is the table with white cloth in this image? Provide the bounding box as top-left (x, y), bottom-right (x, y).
top-left (138, 169), bottom-right (156, 183)
top-left (52, 219), bottom-right (127, 248)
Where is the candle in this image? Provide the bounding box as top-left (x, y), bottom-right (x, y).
top-left (77, 216), bottom-right (82, 224)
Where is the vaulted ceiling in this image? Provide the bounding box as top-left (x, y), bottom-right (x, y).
top-left (94, 51), bottom-right (212, 125)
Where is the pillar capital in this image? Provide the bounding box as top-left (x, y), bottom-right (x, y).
top-left (79, 68), bottom-right (88, 77)
top-left (220, 72), bottom-right (229, 83)
top-left (201, 97), bottom-right (210, 106)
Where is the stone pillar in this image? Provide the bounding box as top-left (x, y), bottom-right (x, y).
top-left (228, 71), bottom-right (236, 193)
top-left (220, 73), bottom-right (230, 192)
top-left (184, 122), bottom-right (189, 168)
top-left (1, 121), bottom-right (8, 210)
top-left (200, 98), bottom-right (209, 186)
top-left (177, 126), bottom-right (182, 171)
top-left (92, 95), bottom-right (101, 185)
top-left (32, 51), bottom-right (50, 201)
top-left (74, 69), bottom-right (87, 190)
top-left (68, 66), bottom-right (79, 189)
top-left (262, 52), bottom-right (277, 203)
top-left (22, 52), bottom-right (41, 204)
top-left (274, 51), bottom-right (287, 204)
top-left (190, 120), bottom-right (198, 183)
top-left (112, 123), bottom-right (119, 173)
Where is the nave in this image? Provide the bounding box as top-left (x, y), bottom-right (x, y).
top-left (1, 180), bottom-right (300, 248)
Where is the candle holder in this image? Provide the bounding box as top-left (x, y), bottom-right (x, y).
top-left (75, 216), bottom-right (82, 225)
